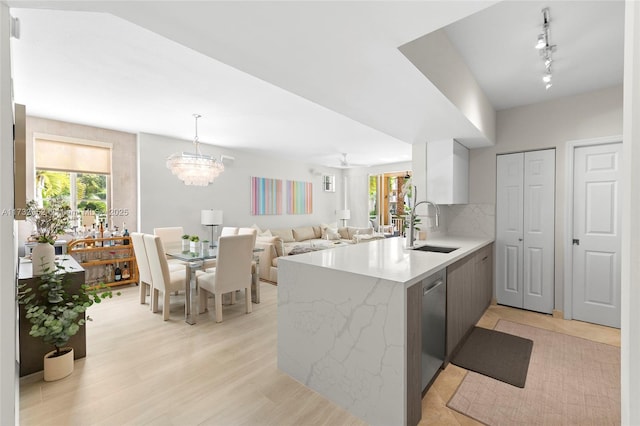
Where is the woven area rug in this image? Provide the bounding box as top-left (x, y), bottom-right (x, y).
top-left (448, 320), bottom-right (620, 425)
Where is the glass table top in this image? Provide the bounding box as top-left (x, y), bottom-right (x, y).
top-left (164, 242), bottom-right (218, 261)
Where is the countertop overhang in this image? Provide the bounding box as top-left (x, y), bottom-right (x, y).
top-left (279, 235), bottom-right (494, 287)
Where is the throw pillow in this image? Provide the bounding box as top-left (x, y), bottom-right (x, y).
top-left (321, 227), bottom-right (341, 240)
top-left (250, 223), bottom-right (263, 234)
top-left (293, 226), bottom-right (316, 242)
top-left (256, 235), bottom-right (284, 257)
top-left (337, 227), bottom-right (349, 240)
top-left (347, 226), bottom-right (374, 239)
top-left (320, 222), bottom-right (338, 231)
top-left (259, 229), bottom-right (272, 237)
top-left (270, 228), bottom-right (295, 243)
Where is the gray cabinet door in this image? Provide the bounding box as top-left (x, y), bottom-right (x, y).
top-left (446, 243), bottom-right (494, 360)
top-left (446, 254), bottom-right (474, 358)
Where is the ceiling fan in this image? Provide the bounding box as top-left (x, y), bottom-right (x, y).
top-left (336, 153), bottom-right (369, 169)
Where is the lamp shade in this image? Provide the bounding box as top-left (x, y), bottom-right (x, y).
top-left (336, 209), bottom-right (351, 220)
top-left (201, 209), bottom-right (223, 225)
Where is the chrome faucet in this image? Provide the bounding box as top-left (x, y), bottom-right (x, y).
top-left (406, 200), bottom-right (440, 248)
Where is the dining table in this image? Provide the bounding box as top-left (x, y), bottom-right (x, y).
top-left (164, 243), bottom-right (263, 325)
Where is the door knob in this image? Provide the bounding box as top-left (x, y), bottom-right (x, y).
top-left (518, 238), bottom-right (523, 242)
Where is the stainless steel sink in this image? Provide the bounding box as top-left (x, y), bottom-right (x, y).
top-left (412, 245), bottom-right (459, 254)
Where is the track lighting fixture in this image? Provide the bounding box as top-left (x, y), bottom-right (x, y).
top-left (535, 7), bottom-right (556, 90)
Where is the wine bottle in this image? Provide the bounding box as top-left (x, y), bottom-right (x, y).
top-left (122, 263), bottom-right (130, 280)
top-left (104, 225), bottom-right (111, 247)
top-left (114, 263), bottom-right (122, 282)
top-left (123, 228), bottom-right (130, 245)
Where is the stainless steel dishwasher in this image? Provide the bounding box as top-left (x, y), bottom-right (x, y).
top-left (421, 269), bottom-right (446, 392)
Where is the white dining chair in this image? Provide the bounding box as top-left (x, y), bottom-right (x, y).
top-left (219, 227), bottom-right (239, 237)
top-left (196, 234), bottom-right (254, 323)
top-left (153, 226), bottom-right (184, 246)
top-left (153, 226), bottom-right (188, 282)
top-left (203, 227), bottom-right (258, 305)
top-left (131, 232), bottom-right (153, 308)
top-left (144, 234), bottom-right (189, 321)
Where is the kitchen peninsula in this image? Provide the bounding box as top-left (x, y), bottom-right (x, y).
top-left (277, 235), bottom-right (493, 426)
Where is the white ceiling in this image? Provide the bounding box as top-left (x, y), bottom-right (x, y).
top-left (445, 0), bottom-right (624, 111)
top-left (8, 1), bottom-right (624, 167)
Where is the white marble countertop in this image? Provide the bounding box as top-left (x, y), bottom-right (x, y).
top-left (280, 235), bottom-right (493, 287)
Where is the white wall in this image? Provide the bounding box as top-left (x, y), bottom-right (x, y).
top-left (0, 5), bottom-right (17, 425)
top-left (621, 1), bottom-right (640, 423)
top-left (469, 85), bottom-right (623, 312)
top-left (138, 133), bottom-right (341, 236)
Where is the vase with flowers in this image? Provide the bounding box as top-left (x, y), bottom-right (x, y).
top-left (26, 197), bottom-right (71, 275)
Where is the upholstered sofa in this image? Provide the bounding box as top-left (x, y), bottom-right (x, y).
top-left (253, 225), bottom-right (383, 284)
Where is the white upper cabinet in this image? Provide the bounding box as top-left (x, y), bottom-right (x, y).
top-left (426, 139), bottom-right (469, 204)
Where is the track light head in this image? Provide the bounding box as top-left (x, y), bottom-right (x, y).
top-left (536, 7), bottom-right (557, 91)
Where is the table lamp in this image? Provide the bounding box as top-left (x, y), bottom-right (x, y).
top-left (201, 209), bottom-right (223, 247)
top-left (337, 209), bottom-right (351, 227)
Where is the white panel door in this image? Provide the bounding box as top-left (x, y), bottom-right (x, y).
top-left (522, 149), bottom-right (555, 313)
top-left (573, 143), bottom-right (622, 328)
top-left (496, 149), bottom-right (555, 313)
top-left (496, 153), bottom-right (524, 308)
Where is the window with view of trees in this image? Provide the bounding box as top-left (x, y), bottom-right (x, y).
top-left (36, 170), bottom-right (109, 215)
top-left (34, 137), bottom-right (112, 221)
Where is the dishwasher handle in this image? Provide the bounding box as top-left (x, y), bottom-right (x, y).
top-left (423, 279), bottom-right (444, 295)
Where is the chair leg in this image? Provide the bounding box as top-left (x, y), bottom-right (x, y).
top-left (163, 291), bottom-right (170, 321)
top-left (215, 293), bottom-right (223, 323)
top-left (245, 287), bottom-right (252, 314)
top-left (139, 282), bottom-right (146, 304)
top-left (152, 289), bottom-right (159, 313)
top-left (199, 288), bottom-right (209, 313)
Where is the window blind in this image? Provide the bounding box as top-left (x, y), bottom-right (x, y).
top-left (35, 138), bottom-right (112, 174)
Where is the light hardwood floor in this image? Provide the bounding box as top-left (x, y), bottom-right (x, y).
top-left (19, 283), bottom-right (620, 425)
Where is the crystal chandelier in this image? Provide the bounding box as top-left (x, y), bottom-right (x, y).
top-left (166, 114), bottom-right (224, 186)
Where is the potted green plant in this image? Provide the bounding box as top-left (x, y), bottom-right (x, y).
top-left (402, 213), bottom-right (421, 238)
top-left (26, 197), bottom-right (71, 275)
top-left (17, 262), bottom-right (118, 381)
top-left (181, 234), bottom-right (190, 250)
top-left (189, 235), bottom-right (199, 252)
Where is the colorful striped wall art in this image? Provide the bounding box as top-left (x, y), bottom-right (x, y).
top-left (250, 177), bottom-right (283, 215)
top-left (286, 180), bottom-right (313, 214)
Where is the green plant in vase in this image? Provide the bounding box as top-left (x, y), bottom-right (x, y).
top-left (189, 235), bottom-right (199, 252)
top-left (402, 213), bottom-right (421, 237)
top-left (181, 234), bottom-right (190, 251)
top-left (17, 262), bottom-right (119, 380)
